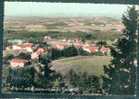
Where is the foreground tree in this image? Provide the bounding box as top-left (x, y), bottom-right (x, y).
top-left (69, 70), bottom-right (101, 94)
top-left (103, 6), bottom-right (138, 95)
top-left (33, 52), bottom-right (62, 88)
top-left (9, 67), bottom-right (34, 89)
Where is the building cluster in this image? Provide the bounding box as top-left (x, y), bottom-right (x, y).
top-left (4, 36), bottom-right (111, 69)
top-left (44, 36), bottom-right (111, 54)
top-left (4, 41), bottom-right (46, 69)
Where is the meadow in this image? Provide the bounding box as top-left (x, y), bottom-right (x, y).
top-left (51, 56), bottom-right (112, 77)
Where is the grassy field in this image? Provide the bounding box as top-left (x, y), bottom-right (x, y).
top-left (51, 56), bottom-right (112, 77)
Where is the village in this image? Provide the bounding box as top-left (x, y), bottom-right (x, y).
top-left (2, 34), bottom-right (112, 95)
top-left (3, 35), bottom-right (111, 69)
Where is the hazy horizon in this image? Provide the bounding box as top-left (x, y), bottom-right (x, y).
top-left (5, 2), bottom-right (130, 20)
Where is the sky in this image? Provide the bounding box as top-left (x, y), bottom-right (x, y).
top-left (4, 2), bottom-right (130, 19)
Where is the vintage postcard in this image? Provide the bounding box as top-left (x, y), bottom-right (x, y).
top-left (2, 2), bottom-right (137, 96)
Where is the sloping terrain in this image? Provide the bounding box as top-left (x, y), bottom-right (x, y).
top-left (51, 56), bottom-right (112, 77)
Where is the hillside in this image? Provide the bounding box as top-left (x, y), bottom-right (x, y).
top-left (51, 56), bottom-right (112, 77)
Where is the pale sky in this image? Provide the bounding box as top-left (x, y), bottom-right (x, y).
top-left (4, 2), bottom-right (130, 19)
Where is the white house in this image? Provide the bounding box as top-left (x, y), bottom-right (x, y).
top-left (100, 47), bottom-right (110, 54)
top-left (21, 43), bottom-right (33, 52)
top-left (31, 52), bottom-right (39, 60)
top-left (31, 48), bottom-right (45, 60)
top-left (82, 46), bottom-right (92, 53)
top-left (12, 45), bottom-right (22, 50)
top-left (12, 43), bottom-right (33, 53)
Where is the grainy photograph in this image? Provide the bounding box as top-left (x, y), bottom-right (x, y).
top-left (2, 2), bottom-right (138, 95)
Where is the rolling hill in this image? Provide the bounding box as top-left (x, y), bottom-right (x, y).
top-left (51, 56), bottom-right (112, 77)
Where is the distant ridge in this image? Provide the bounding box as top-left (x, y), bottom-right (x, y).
top-left (4, 16), bottom-right (120, 21)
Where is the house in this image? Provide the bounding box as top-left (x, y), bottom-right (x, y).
top-left (53, 44), bottom-right (65, 50)
top-left (12, 43), bottom-right (33, 53)
top-left (21, 43), bottom-right (33, 52)
top-left (10, 58), bottom-right (28, 69)
top-left (31, 52), bottom-right (39, 60)
top-left (90, 46), bottom-right (99, 53)
top-left (31, 48), bottom-right (45, 60)
top-left (12, 45), bottom-right (22, 50)
top-left (22, 43), bottom-right (33, 47)
top-left (36, 48), bottom-right (45, 54)
top-left (82, 46), bottom-right (91, 53)
top-left (100, 47), bottom-right (110, 54)
top-left (82, 46), bottom-right (98, 53)
top-left (74, 43), bottom-right (82, 49)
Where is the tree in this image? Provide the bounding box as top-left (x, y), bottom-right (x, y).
top-left (68, 70), bottom-right (101, 94)
top-left (33, 56), bottom-right (49, 88)
top-left (51, 48), bottom-right (62, 60)
top-left (62, 45), bottom-right (78, 57)
top-left (9, 67), bottom-right (34, 88)
top-left (96, 40), bottom-right (107, 48)
top-left (78, 48), bottom-right (90, 56)
top-left (3, 54), bottom-right (14, 64)
top-left (33, 52), bottom-right (62, 88)
top-left (17, 52), bottom-right (31, 60)
top-left (103, 6), bottom-right (138, 95)
top-left (39, 52), bottom-right (54, 81)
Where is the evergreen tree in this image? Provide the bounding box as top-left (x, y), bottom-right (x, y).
top-left (62, 45), bottom-right (78, 57)
top-left (51, 48), bottom-right (62, 60)
top-left (10, 67), bottom-right (34, 88)
top-left (103, 6), bottom-right (138, 95)
top-left (35, 52), bottom-right (62, 88)
top-left (33, 52), bottom-right (53, 88)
